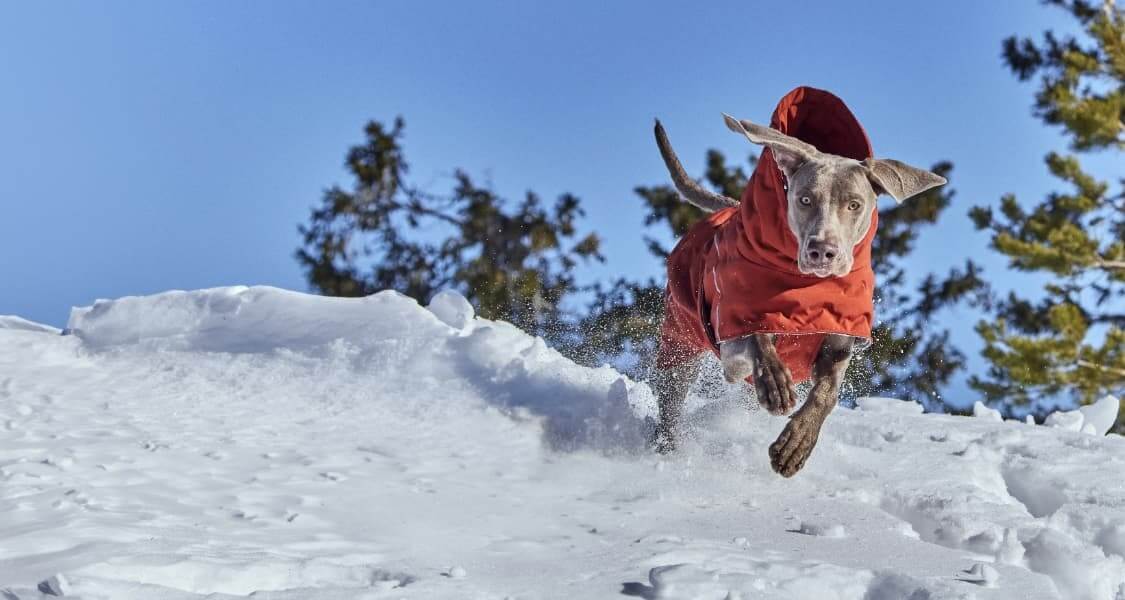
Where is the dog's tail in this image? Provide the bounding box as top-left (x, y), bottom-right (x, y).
top-left (654, 119), bottom-right (740, 213)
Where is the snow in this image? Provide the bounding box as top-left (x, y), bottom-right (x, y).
top-left (1042, 396), bottom-right (1120, 437)
top-left (1078, 396), bottom-right (1120, 437)
top-left (793, 520), bottom-right (849, 539)
top-left (1, 285), bottom-right (1124, 600)
top-left (1046, 410), bottom-right (1087, 432)
top-left (855, 396), bottom-right (924, 415)
top-left (0, 315), bottom-right (60, 335)
top-left (973, 400), bottom-right (1004, 422)
top-left (962, 563), bottom-right (1000, 587)
top-left (426, 289), bottom-right (475, 331)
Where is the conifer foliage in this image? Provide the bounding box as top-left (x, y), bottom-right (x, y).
top-left (296, 118), bottom-right (603, 344)
top-left (854, 163), bottom-right (988, 409)
top-left (970, 0), bottom-right (1124, 425)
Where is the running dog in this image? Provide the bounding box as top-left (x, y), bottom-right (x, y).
top-left (650, 87), bottom-right (946, 477)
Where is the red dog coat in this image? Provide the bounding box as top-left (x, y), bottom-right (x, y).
top-left (658, 87), bottom-right (876, 382)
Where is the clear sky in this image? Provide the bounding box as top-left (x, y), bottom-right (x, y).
top-left (0, 1), bottom-right (1091, 406)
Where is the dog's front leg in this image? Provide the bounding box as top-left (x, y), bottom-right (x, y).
top-left (721, 334), bottom-right (798, 415)
top-left (768, 334), bottom-right (853, 477)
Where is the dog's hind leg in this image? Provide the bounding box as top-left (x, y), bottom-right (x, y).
top-left (650, 348), bottom-right (702, 454)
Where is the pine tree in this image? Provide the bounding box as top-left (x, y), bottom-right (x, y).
top-left (852, 163), bottom-right (989, 410)
top-left (296, 118), bottom-right (603, 342)
top-left (970, 0), bottom-right (1124, 427)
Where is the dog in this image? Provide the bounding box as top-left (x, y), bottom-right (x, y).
top-left (649, 87), bottom-right (946, 477)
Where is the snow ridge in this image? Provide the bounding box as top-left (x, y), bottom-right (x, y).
top-left (0, 286), bottom-right (1122, 599)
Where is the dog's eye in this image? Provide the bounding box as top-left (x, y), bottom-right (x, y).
top-left (847, 200), bottom-right (861, 211)
top-left (799, 197), bottom-right (811, 206)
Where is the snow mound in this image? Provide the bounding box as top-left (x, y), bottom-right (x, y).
top-left (68, 286), bottom-right (450, 353)
top-left (855, 396), bottom-right (923, 415)
top-left (973, 400), bottom-right (1004, 421)
top-left (1, 286), bottom-right (1123, 600)
top-left (1079, 395), bottom-right (1120, 436)
top-left (1044, 395), bottom-right (1121, 437)
top-left (0, 315), bottom-right (60, 334)
top-left (1045, 409), bottom-right (1087, 432)
top-left (66, 286), bottom-right (655, 451)
top-left (426, 289), bottom-right (475, 330)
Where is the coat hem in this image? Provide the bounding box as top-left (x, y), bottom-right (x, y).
top-left (715, 329), bottom-right (873, 352)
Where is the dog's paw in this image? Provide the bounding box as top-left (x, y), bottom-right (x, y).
top-left (753, 353), bottom-right (798, 416)
top-left (721, 354), bottom-right (755, 384)
top-left (768, 413), bottom-right (823, 477)
top-left (650, 425), bottom-right (678, 455)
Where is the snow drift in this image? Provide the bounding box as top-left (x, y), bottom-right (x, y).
top-left (0, 286), bottom-right (1123, 599)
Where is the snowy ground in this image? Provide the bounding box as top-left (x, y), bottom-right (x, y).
top-left (1, 286), bottom-right (1123, 600)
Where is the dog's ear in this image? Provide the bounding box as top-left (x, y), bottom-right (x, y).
top-left (722, 113), bottom-right (819, 178)
top-left (862, 158), bottom-right (947, 203)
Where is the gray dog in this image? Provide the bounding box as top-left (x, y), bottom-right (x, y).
top-left (650, 98), bottom-right (946, 477)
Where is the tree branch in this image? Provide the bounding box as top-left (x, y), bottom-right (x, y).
top-left (1076, 359), bottom-right (1125, 378)
top-left (1094, 259), bottom-right (1125, 271)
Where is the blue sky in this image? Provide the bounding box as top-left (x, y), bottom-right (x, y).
top-left (0, 2), bottom-right (1092, 406)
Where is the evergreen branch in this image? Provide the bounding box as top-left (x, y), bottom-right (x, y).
top-left (1095, 259), bottom-right (1125, 270)
top-left (353, 186), bottom-right (464, 228)
top-left (1092, 313), bottom-right (1125, 325)
top-left (1076, 359), bottom-right (1125, 377)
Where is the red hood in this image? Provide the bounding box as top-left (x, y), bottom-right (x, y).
top-left (739, 86), bottom-right (876, 274)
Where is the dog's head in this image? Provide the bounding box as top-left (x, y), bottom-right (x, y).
top-left (723, 114), bottom-right (946, 277)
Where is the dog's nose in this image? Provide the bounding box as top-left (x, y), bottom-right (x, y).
top-left (805, 239), bottom-right (840, 263)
